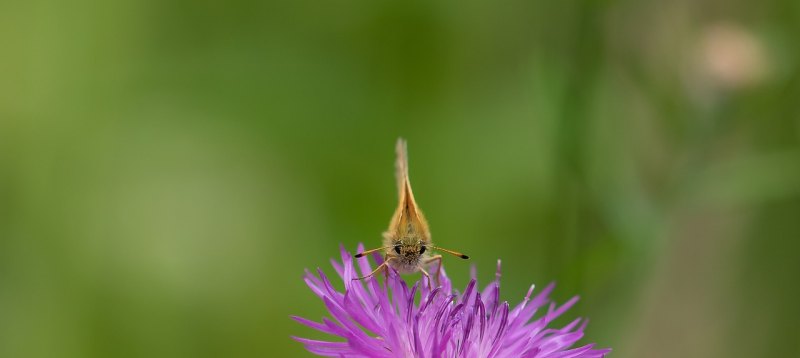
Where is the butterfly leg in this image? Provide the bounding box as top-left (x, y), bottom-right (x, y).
top-left (419, 266), bottom-right (433, 288)
top-left (353, 256), bottom-right (392, 281)
top-left (424, 255), bottom-right (443, 286)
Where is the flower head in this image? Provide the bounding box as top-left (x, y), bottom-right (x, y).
top-left (293, 244), bottom-right (611, 357)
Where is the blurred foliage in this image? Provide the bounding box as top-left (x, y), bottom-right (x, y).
top-left (1, 0), bottom-right (799, 357)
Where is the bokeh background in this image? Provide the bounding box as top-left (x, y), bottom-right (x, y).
top-left (2, 0), bottom-right (799, 357)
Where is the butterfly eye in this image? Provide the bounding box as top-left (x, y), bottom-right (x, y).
top-left (394, 246), bottom-right (401, 254)
top-left (419, 246), bottom-right (426, 254)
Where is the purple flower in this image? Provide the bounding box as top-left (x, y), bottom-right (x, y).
top-left (293, 244), bottom-right (611, 357)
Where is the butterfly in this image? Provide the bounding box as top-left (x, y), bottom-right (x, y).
top-left (354, 138), bottom-right (469, 283)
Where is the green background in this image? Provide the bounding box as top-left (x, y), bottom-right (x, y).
top-left (2, 0), bottom-right (799, 357)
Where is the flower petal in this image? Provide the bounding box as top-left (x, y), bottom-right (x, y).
top-left (294, 244), bottom-right (610, 357)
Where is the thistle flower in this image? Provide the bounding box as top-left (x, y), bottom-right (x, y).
top-left (293, 244), bottom-right (611, 357)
